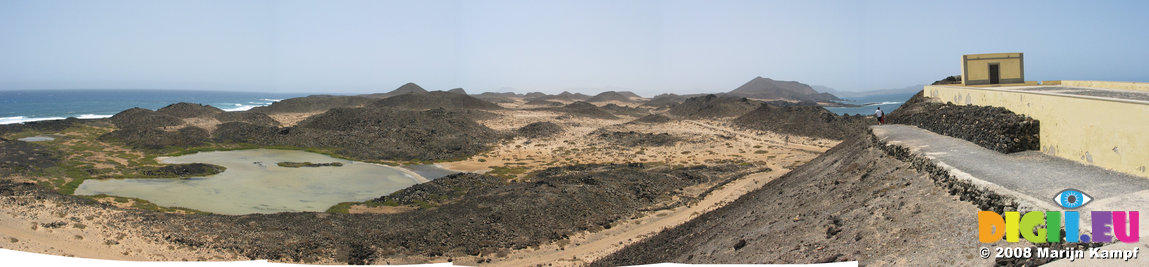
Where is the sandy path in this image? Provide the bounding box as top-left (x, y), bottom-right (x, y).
top-left (489, 162), bottom-right (789, 266)
top-left (681, 120), bottom-right (832, 154)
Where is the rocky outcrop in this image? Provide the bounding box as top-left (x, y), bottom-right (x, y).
top-left (136, 163), bottom-right (224, 178)
top-left (629, 114), bottom-right (673, 124)
top-left (591, 130), bottom-right (680, 147)
top-left (599, 104), bottom-right (649, 117)
top-left (888, 91), bottom-right (1039, 153)
top-left (544, 102), bottom-right (618, 120)
top-left (0, 140), bottom-right (62, 176)
top-left (732, 104), bottom-right (872, 140)
top-left (668, 94), bottom-right (758, 118)
top-left (100, 127), bottom-right (210, 149)
top-left (524, 99), bottom-right (563, 106)
top-left (214, 111), bottom-right (280, 127)
top-left (109, 108), bottom-right (184, 129)
top-left (211, 122), bottom-right (278, 144)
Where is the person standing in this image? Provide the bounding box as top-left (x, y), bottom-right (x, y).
top-left (875, 107), bottom-right (885, 125)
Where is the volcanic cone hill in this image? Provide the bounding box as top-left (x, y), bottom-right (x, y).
top-left (371, 91), bottom-right (503, 110)
top-left (732, 103), bottom-right (872, 140)
top-left (516, 121), bottom-right (563, 139)
top-left (668, 94), bottom-right (759, 118)
top-left (362, 82), bottom-right (429, 99)
top-left (101, 126), bottom-right (210, 149)
top-left (213, 111), bottom-right (280, 127)
top-left (524, 99), bottom-right (563, 106)
top-left (727, 76), bottom-right (841, 102)
top-left (156, 102), bottom-right (224, 118)
top-left (644, 93), bottom-right (696, 108)
top-left (473, 92), bottom-right (520, 103)
top-left (249, 95), bottom-right (374, 114)
top-left (529, 91), bottom-right (591, 102)
top-left (629, 114), bottom-right (673, 124)
top-left (545, 101), bottom-right (619, 120)
top-left (586, 91), bottom-right (642, 103)
top-left (447, 88), bottom-right (467, 95)
top-left (594, 130), bottom-right (995, 266)
top-left (109, 108), bottom-right (184, 129)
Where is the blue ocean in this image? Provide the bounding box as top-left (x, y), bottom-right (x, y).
top-left (824, 92), bottom-right (918, 116)
top-left (0, 90), bottom-right (307, 125)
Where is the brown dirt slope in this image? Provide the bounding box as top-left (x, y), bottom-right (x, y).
top-left (593, 132), bottom-right (992, 266)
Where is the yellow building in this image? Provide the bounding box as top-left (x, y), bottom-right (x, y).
top-left (923, 53), bottom-right (1149, 179)
top-left (962, 53), bottom-right (1024, 85)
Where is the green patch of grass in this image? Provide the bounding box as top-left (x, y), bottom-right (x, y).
top-left (411, 200), bottom-right (437, 209)
top-left (488, 166), bottom-right (529, 180)
top-left (754, 150), bottom-right (768, 154)
top-left (325, 202), bottom-right (355, 214)
top-left (129, 198), bottom-right (208, 214)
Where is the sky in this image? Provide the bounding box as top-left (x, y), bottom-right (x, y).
top-left (1, 0), bottom-right (1147, 96)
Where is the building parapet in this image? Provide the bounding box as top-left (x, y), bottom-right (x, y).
top-left (1042, 80), bottom-right (1149, 92)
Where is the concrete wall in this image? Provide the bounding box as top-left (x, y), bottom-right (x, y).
top-left (1042, 80), bottom-right (1149, 93)
top-left (962, 53), bottom-right (1024, 85)
top-left (925, 85), bottom-right (1149, 179)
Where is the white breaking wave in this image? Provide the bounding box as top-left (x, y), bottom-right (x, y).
top-left (0, 116), bottom-right (64, 125)
top-left (221, 98), bottom-right (281, 112)
top-left (0, 114), bottom-right (115, 125)
top-left (222, 103), bottom-right (260, 112)
top-left (75, 114), bottom-right (114, 119)
top-left (865, 101), bottom-right (902, 106)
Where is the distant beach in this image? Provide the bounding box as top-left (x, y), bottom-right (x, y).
top-left (0, 89), bottom-right (306, 125)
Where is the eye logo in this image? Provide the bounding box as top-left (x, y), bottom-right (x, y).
top-left (1053, 189), bottom-right (1092, 209)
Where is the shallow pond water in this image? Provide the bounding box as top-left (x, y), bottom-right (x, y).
top-left (17, 136), bottom-right (55, 142)
top-left (75, 149), bottom-right (431, 215)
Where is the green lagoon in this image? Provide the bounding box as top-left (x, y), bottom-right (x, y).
top-left (75, 149), bottom-right (426, 215)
